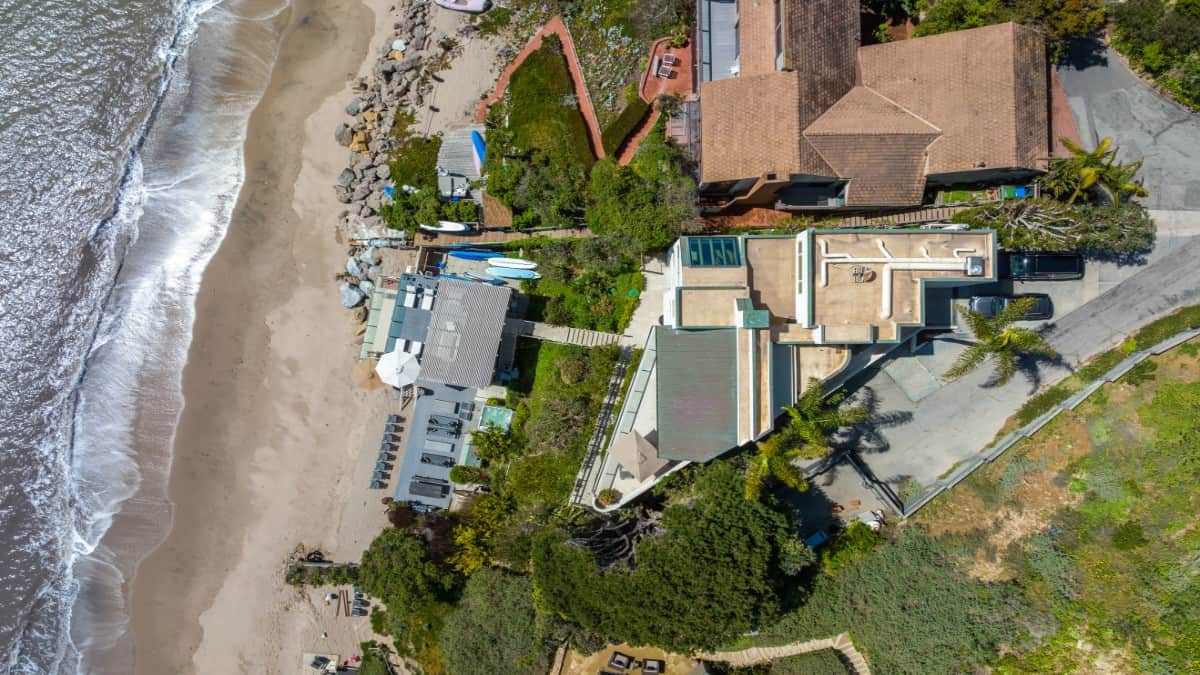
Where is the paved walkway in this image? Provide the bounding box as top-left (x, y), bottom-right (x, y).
top-left (474, 16), bottom-right (606, 158)
top-left (847, 214), bottom-right (1200, 498)
top-left (618, 255), bottom-right (668, 347)
top-left (1057, 41), bottom-right (1200, 210)
top-left (699, 633), bottom-right (870, 674)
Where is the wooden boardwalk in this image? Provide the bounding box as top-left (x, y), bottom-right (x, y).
top-left (506, 319), bottom-right (621, 348)
top-left (699, 633), bottom-right (871, 675)
top-left (416, 226), bottom-right (588, 246)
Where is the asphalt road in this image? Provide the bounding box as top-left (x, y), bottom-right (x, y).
top-left (1057, 42), bottom-right (1200, 210)
top-left (846, 225), bottom-right (1200, 494)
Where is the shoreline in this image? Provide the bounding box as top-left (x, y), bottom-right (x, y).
top-left (124, 0), bottom-right (507, 669)
top-left (126, 0), bottom-right (384, 670)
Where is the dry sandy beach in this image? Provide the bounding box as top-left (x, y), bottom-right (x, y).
top-left (126, 0), bottom-right (508, 670)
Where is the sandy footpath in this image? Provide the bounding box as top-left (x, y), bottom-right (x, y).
top-left (127, 0), bottom-right (395, 670)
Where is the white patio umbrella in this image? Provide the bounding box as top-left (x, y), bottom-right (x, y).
top-left (375, 349), bottom-right (421, 389)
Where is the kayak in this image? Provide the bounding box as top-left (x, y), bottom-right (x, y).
top-left (486, 257), bottom-right (538, 270)
top-left (448, 249), bottom-right (494, 261)
top-left (419, 220), bottom-right (471, 233)
top-left (486, 266), bottom-right (541, 280)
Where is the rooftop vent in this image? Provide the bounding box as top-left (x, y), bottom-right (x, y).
top-left (965, 256), bottom-right (985, 277)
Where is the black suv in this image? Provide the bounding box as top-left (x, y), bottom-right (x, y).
top-left (968, 293), bottom-right (1053, 320)
top-left (1000, 253), bottom-right (1084, 280)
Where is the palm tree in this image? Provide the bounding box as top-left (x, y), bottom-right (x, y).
top-left (744, 379), bottom-right (868, 500)
top-left (744, 434), bottom-right (808, 500)
top-left (944, 298), bottom-right (1058, 386)
top-left (1048, 137), bottom-right (1149, 204)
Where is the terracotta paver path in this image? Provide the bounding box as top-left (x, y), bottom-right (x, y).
top-left (615, 39), bottom-right (695, 165)
top-left (474, 16), bottom-right (606, 158)
top-left (615, 109), bottom-right (661, 166)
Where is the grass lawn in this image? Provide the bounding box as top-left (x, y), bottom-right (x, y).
top-left (388, 110), bottom-right (442, 190)
top-left (915, 336), bottom-right (1200, 672)
top-left (500, 341), bottom-right (621, 510)
top-left (505, 34), bottom-right (595, 167)
top-left (522, 269), bottom-right (643, 333)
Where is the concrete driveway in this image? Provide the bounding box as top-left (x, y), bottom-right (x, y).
top-left (1057, 42), bottom-right (1200, 210)
top-left (839, 216), bottom-right (1200, 502)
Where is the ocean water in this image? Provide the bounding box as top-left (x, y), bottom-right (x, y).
top-left (0, 0), bottom-right (287, 671)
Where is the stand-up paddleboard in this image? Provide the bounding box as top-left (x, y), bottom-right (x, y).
top-left (419, 220), bottom-right (471, 233)
top-left (464, 270), bottom-right (506, 285)
top-left (471, 130), bottom-right (487, 175)
top-left (448, 249), bottom-right (494, 261)
top-left (486, 266), bottom-right (541, 280)
top-left (486, 257), bottom-right (537, 270)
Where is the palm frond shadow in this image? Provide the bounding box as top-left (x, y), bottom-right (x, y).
top-left (829, 386), bottom-right (914, 456)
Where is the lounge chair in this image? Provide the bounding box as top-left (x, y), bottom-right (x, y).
top-left (657, 64), bottom-right (672, 79)
top-left (662, 52), bottom-right (678, 66)
top-left (369, 480), bottom-right (386, 489)
top-left (608, 652), bottom-right (632, 670)
top-left (643, 658), bottom-right (665, 674)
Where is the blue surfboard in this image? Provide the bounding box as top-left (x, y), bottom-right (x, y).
top-left (486, 266), bottom-right (541, 280)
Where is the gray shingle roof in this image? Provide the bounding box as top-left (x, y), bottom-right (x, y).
top-left (420, 278), bottom-right (511, 388)
top-left (655, 328), bottom-right (739, 461)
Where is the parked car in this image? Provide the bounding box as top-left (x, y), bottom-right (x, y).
top-left (1000, 252), bottom-right (1083, 280)
top-left (968, 293), bottom-right (1053, 320)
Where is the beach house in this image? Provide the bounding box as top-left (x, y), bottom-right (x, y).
top-left (364, 274), bottom-right (514, 509)
top-left (583, 229), bottom-right (997, 509)
top-left (695, 0), bottom-right (1052, 211)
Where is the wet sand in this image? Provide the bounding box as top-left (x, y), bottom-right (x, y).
top-left (126, 0), bottom-right (394, 670)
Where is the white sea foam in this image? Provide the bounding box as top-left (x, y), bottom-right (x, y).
top-left (63, 0), bottom-right (290, 670)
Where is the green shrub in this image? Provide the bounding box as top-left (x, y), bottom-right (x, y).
top-left (759, 528), bottom-right (1024, 673)
top-left (820, 522), bottom-right (883, 576)
top-left (768, 649), bottom-right (848, 674)
top-left (439, 570), bottom-right (549, 675)
top-left (449, 465), bottom-right (484, 484)
top-left (1112, 521), bottom-right (1148, 550)
top-left (600, 97), bottom-right (651, 156)
top-left (1024, 533), bottom-right (1078, 599)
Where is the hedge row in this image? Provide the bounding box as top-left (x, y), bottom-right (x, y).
top-left (600, 97), bottom-right (651, 156)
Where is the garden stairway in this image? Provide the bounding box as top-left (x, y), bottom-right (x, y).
top-left (697, 632), bottom-right (871, 675)
top-left (505, 318), bottom-right (621, 348)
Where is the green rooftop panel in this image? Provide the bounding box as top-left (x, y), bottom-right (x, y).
top-left (655, 328), bottom-right (739, 462)
top-left (685, 236), bottom-right (743, 267)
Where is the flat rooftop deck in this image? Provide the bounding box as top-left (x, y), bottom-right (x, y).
top-left (811, 231), bottom-right (994, 341)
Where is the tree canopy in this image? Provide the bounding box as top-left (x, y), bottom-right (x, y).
top-left (952, 198), bottom-right (1156, 255)
top-left (439, 570), bottom-right (550, 675)
top-left (913, 0), bottom-right (1105, 57)
top-left (532, 462), bottom-right (806, 652)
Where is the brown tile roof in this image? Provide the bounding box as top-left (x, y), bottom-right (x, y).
top-left (737, 0), bottom-right (780, 77)
top-left (804, 86), bottom-right (940, 205)
top-left (700, 72), bottom-right (806, 184)
top-left (699, 0), bottom-right (858, 185)
top-left (806, 132), bottom-right (938, 205)
top-left (856, 22), bottom-right (1049, 175)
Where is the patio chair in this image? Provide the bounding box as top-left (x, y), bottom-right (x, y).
top-left (643, 658), bottom-right (665, 674)
top-left (657, 64), bottom-right (672, 79)
top-left (661, 52), bottom-right (678, 66)
top-left (608, 652), bottom-right (632, 670)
